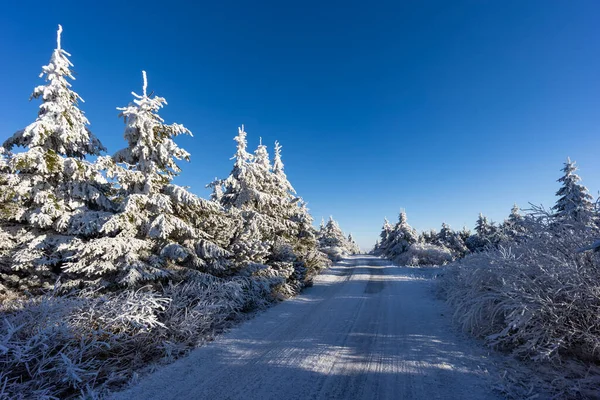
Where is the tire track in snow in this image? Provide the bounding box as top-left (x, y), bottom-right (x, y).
top-left (112, 256), bottom-right (501, 400)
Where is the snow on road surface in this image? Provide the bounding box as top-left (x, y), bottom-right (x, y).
top-left (113, 255), bottom-right (502, 400)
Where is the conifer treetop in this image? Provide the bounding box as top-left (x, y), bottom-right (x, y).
top-left (232, 125), bottom-right (253, 169)
top-left (272, 140), bottom-right (295, 194)
top-left (552, 157), bottom-right (594, 222)
top-left (113, 70), bottom-right (191, 182)
top-left (254, 139), bottom-right (270, 171)
top-left (3, 24), bottom-right (105, 158)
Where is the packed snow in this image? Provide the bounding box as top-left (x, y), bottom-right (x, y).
top-left (112, 256), bottom-right (501, 400)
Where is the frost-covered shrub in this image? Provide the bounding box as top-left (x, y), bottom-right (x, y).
top-left (319, 246), bottom-right (345, 262)
top-left (0, 290), bottom-right (169, 399)
top-left (0, 272), bottom-right (281, 399)
top-left (394, 243), bottom-right (453, 266)
top-left (438, 217), bottom-right (600, 397)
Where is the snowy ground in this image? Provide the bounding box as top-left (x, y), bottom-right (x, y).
top-left (112, 255), bottom-right (502, 400)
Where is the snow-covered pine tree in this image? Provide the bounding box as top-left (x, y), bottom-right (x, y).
top-left (552, 158), bottom-right (594, 225)
top-left (64, 71), bottom-right (233, 287)
top-left (419, 228), bottom-right (438, 245)
top-left (0, 25), bottom-right (113, 291)
top-left (319, 216), bottom-right (348, 248)
top-left (459, 226), bottom-right (471, 243)
top-left (372, 239), bottom-right (380, 254)
top-left (383, 210), bottom-right (418, 260)
top-left (218, 125), bottom-right (255, 210)
top-left (436, 222), bottom-right (468, 258)
top-left (436, 222), bottom-right (453, 246)
top-left (216, 132), bottom-right (288, 266)
top-left (3, 25), bottom-right (105, 158)
top-left (212, 129), bottom-right (326, 291)
top-left (273, 141), bottom-right (295, 194)
top-left (373, 218), bottom-right (393, 255)
top-left (347, 233), bottom-right (360, 254)
top-left (475, 213), bottom-right (491, 237)
top-left (466, 213), bottom-right (499, 252)
top-left (501, 203), bottom-right (528, 242)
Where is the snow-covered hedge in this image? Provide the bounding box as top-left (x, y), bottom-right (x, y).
top-left (394, 243), bottom-right (453, 266)
top-left (437, 220), bottom-right (600, 397)
top-left (0, 272), bottom-right (280, 399)
top-left (319, 246), bottom-right (346, 262)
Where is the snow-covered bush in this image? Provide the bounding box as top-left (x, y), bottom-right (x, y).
top-left (0, 271), bottom-right (282, 399)
top-left (437, 162), bottom-right (600, 397)
top-left (395, 243), bottom-right (453, 266)
top-left (319, 245), bottom-right (346, 262)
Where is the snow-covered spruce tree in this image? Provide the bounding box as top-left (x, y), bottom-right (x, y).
top-left (272, 141), bottom-right (323, 265)
top-left (436, 223), bottom-right (468, 258)
top-left (218, 125), bottom-right (254, 210)
top-left (319, 216), bottom-right (347, 248)
top-left (552, 158), bottom-right (594, 226)
top-left (500, 203), bottom-right (528, 243)
top-left (466, 213), bottom-right (495, 252)
top-left (64, 71), bottom-right (233, 287)
top-left (459, 226), bottom-right (471, 243)
top-left (371, 239), bottom-right (380, 254)
top-left (212, 129), bottom-right (287, 266)
top-left (318, 216), bottom-right (356, 260)
top-left (384, 211), bottom-right (419, 261)
top-left (347, 233), bottom-right (361, 254)
top-left (373, 218), bottom-right (393, 255)
top-left (376, 211), bottom-right (450, 266)
top-left (212, 129), bottom-right (327, 292)
top-left (0, 25), bottom-right (114, 292)
top-left (419, 228), bottom-right (438, 245)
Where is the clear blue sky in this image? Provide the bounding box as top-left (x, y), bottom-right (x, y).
top-left (2, 0), bottom-right (600, 250)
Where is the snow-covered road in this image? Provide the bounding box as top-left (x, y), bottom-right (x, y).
top-left (113, 255), bottom-right (501, 400)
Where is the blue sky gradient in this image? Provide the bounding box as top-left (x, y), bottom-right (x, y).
top-left (1, 0), bottom-right (600, 250)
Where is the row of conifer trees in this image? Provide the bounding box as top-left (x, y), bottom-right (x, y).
top-left (373, 156), bottom-right (597, 265)
top-left (0, 25), bottom-right (359, 296)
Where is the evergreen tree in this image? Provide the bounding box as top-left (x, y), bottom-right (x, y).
top-left (459, 226), bottom-right (472, 243)
top-left (374, 218), bottom-right (393, 254)
top-left (273, 141), bottom-right (295, 195)
top-left (212, 129), bottom-right (326, 287)
top-left (218, 125), bottom-right (255, 210)
top-left (475, 213), bottom-right (491, 237)
top-left (0, 26), bottom-right (112, 291)
top-left (419, 228), bottom-right (438, 245)
top-left (466, 213), bottom-right (493, 252)
top-left (347, 233), bottom-right (360, 254)
top-left (3, 25), bottom-right (105, 158)
top-left (552, 158), bottom-right (594, 224)
top-left (319, 216), bottom-right (348, 248)
top-left (384, 210), bottom-right (418, 260)
top-left (501, 204), bottom-right (527, 242)
top-left (65, 71), bottom-right (232, 287)
top-left (436, 222), bottom-right (468, 258)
